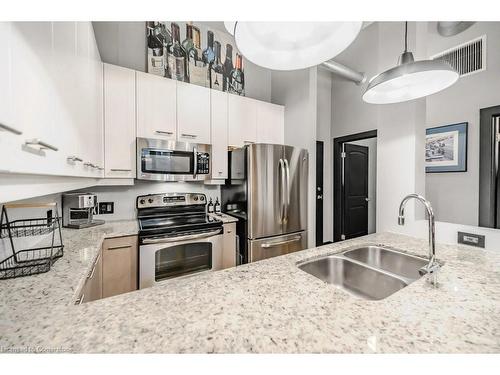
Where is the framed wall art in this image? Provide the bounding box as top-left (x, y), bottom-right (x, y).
top-left (425, 122), bottom-right (468, 173)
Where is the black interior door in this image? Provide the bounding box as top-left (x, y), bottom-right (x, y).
top-left (316, 141), bottom-right (324, 246)
top-left (342, 143), bottom-right (369, 239)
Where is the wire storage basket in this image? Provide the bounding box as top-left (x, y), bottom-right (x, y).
top-left (0, 203), bottom-right (64, 279)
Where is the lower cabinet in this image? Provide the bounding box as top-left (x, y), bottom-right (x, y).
top-left (102, 235), bottom-right (138, 298)
top-left (222, 222), bottom-right (237, 269)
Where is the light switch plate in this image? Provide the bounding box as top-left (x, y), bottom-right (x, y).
top-left (457, 231), bottom-right (485, 248)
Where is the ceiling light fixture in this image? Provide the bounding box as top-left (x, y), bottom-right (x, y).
top-left (362, 22), bottom-right (459, 104)
top-left (224, 21), bottom-right (236, 35)
top-left (233, 22), bottom-right (362, 71)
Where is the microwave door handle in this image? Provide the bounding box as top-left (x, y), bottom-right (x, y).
top-left (142, 229), bottom-right (221, 244)
top-left (193, 146), bottom-right (198, 179)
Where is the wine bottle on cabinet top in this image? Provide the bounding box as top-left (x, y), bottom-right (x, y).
top-left (210, 41), bottom-right (224, 91)
top-left (202, 31), bottom-right (216, 87)
top-left (222, 44), bottom-right (233, 92)
top-left (181, 23), bottom-right (194, 82)
top-left (167, 23), bottom-right (186, 82)
top-left (147, 23), bottom-right (165, 77)
top-left (189, 26), bottom-right (208, 86)
top-left (158, 22), bottom-right (171, 77)
top-left (229, 53), bottom-right (245, 96)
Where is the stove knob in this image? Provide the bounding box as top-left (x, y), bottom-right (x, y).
top-left (200, 196), bottom-right (205, 201)
top-left (140, 199), bottom-right (145, 205)
top-left (148, 198), bottom-right (154, 204)
top-left (193, 196), bottom-right (198, 201)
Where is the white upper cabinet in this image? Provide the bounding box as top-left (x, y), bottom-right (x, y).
top-left (228, 94), bottom-right (257, 148)
top-left (136, 71), bottom-right (177, 140)
top-left (210, 90), bottom-right (228, 179)
top-left (256, 101), bottom-right (285, 145)
top-left (103, 63), bottom-right (136, 178)
top-left (0, 22), bottom-right (17, 173)
top-left (176, 81), bottom-right (211, 144)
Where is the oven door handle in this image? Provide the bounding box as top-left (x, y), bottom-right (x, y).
top-left (142, 229), bottom-right (222, 244)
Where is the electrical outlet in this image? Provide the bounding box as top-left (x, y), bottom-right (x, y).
top-left (98, 202), bottom-right (114, 215)
top-left (457, 231), bottom-right (485, 248)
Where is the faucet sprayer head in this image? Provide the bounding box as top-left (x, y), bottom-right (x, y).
top-left (398, 216), bottom-right (405, 226)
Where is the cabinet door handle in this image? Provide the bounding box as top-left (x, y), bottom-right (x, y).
top-left (155, 130), bottom-right (173, 135)
top-left (110, 168), bottom-right (132, 172)
top-left (0, 123), bottom-right (23, 135)
top-left (67, 156), bottom-right (83, 163)
top-left (107, 245), bottom-right (132, 250)
top-left (75, 294), bottom-right (85, 305)
top-left (25, 138), bottom-right (58, 151)
top-left (181, 133), bottom-right (197, 138)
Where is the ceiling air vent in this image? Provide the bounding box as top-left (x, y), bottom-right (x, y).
top-left (430, 35), bottom-right (486, 77)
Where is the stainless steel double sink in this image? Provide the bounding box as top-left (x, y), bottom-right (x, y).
top-left (297, 245), bottom-right (430, 301)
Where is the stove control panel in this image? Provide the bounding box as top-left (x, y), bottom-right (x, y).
top-left (137, 193), bottom-right (206, 209)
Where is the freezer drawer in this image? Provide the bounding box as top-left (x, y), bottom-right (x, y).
top-left (248, 231), bottom-right (307, 263)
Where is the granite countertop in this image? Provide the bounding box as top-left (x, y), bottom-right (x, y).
top-left (209, 213), bottom-right (239, 224)
top-left (1, 229), bottom-right (499, 353)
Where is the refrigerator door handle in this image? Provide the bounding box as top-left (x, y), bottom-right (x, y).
top-left (279, 158), bottom-right (286, 223)
top-left (283, 158), bottom-right (290, 223)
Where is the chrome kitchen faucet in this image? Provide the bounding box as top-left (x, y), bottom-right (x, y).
top-left (398, 194), bottom-right (440, 286)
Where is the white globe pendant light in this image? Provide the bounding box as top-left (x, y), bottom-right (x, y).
top-left (363, 22), bottom-right (459, 104)
top-left (233, 22), bottom-right (362, 71)
top-left (224, 21), bottom-right (236, 35)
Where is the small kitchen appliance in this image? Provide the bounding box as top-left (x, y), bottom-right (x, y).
top-left (62, 193), bottom-right (104, 229)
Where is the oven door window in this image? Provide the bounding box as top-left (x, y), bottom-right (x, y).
top-left (155, 242), bottom-right (212, 281)
top-left (142, 149), bottom-right (194, 175)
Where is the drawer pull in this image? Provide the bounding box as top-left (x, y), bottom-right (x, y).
top-left (155, 130), bottom-right (173, 135)
top-left (67, 156), bottom-right (83, 163)
top-left (110, 168), bottom-right (132, 172)
top-left (181, 133), bottom-right (197, 138)
top-left (107, 245), bottom-right (132, 251)
top-left (25, 138), bottom-right (58, 151)
top-left (0, 123), bottom-right (23, 135)
top-left (261, 235), bottom-right (301, 248)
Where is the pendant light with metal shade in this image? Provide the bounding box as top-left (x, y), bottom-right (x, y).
top-left (362, 22), bottom-right (459, 104)
top-left (230, 22), bottom-right (362, 71)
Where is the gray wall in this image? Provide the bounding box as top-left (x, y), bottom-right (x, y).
top-left (425, 22), bottom-right (500, 226)
top-left (91, 21), bottom-right (272, 102)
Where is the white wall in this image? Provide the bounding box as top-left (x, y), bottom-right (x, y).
top-left (316, 68), bottom-right (333, 243)
top-left (271, 68), bottom-right (317, 247)
top-left (425, 22), bottom-right (500, 226)
top-left (348, 137), bottom-right (377, 234)
top-left (92, 21), bottom-right (272, 102)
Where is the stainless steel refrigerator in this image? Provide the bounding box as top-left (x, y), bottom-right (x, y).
top-left (221, 143), bottom-right (308, 264)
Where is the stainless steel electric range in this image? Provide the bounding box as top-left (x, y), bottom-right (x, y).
top-left (137, 192), bottom-right (223, 289)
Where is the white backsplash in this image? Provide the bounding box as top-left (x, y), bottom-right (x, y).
top-left (83, 181), bottom-right (221, 221)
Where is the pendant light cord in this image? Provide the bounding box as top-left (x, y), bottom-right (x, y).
top-left (404, 21), bottom-right (408, 52)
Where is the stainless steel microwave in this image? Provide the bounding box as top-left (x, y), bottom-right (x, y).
top-left (136, 137), bottom-right (211, 182)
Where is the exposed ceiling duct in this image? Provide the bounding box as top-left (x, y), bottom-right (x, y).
top-left (437, 22), bottom-right (475, 37)
top-left (320, 59), bottom-right (366, 85)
